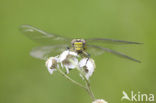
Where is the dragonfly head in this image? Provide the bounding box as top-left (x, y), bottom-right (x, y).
top-left (71, 39), bottom-right (86, 53)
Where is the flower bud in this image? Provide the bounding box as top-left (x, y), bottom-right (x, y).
top-left (92, 99), bottom-right (108, 103)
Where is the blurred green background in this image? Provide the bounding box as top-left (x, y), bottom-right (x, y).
top-left (0, 0), bottom-right (156, 103)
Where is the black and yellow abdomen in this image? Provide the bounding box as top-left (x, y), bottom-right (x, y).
top-left (74, 42), bottom-right (83, 51)
top-left (71, 39), bottom-right (86, 53)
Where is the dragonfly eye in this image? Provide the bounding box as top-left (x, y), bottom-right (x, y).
top-left (80, 39), bottom-right (86, 45)
top-left (71, 39), bottom-right (76, 45)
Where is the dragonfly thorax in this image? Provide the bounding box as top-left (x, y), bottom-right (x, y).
top-left (71, 39), bottom-right (86, 53)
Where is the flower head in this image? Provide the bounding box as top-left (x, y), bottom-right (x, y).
top-left (79, 58), bottom-right (96, 80)
top-left (45, 56), bottom-right (59, 74)
top-left (92, 99), bottom-right (108, 103)
top-left (59, 50), bottom-right (78, 74)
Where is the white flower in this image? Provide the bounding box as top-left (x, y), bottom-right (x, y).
top-left (92, 99), bottom-right (108, 103)
top-left (45, 56), bottom-right (59, 74)
top-left (59, 50), bottom-right (79, 74)
top-left (79, 58), bottom-right (96, 80)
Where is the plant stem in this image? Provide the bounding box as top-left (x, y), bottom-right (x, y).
top-left (57, 68), bottom-right (87, 90)
top-left (69, 59), bottom-right (96, 101)
top-left (57, 59), bottom-right (96, 101)
top-left (75, 67), bottom-right (96, 101)
top-left (85, 80), bottom-right (96, 101)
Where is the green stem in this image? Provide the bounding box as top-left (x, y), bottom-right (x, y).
top-left (76, 67), bottom-right (96, 101)
top-left (57, 68), bottom-right (87, 90)
top-left (85, 80), bottom-right (96, 101)
top-left (69, 60), bottom-right (96, 101)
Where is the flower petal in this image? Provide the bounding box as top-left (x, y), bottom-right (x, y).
top-left (59, 50), bottom-right (78, 62)
top-left (45, 56), bottom-right (59, 74)
top-left (79, 58), bottom-right (96, 80)
top-left (47, 68), bottom-right (56, 74)
top-left (69, 51), bottom-right (78, 56)
top-left (59, 50), bottom-right (78, 73)
top-left (67, 57), bottom-right (78, 69)
top-left (59, 50), bottom-right (69, 62)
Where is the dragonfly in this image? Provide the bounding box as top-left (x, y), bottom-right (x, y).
top-left (20, 25), bottom-right (142, 63)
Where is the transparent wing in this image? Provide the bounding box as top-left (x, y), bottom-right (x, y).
top-left (20, 25), bottom-right (71, 45)
top-left (30, 44), bottom-right (68, 60)
top-left (87, 45), bottom-right (141, 63)
top-left (86, 38), bottom-right (143, 45)
top-left (86, 46), bottom-right (105, 56)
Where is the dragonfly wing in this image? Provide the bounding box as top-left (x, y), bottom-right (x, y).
top-left (20, 25), bottom-right (71, 45)
top-left (30, 44), bottom-right (68, 60)
top-left (88, 45), bottom-right (141, 63)
top-left (86, 46), bottom-right (105, 57)
top-left (86, 38), bottom-right (143, 45)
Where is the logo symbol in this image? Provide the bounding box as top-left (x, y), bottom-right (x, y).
top-left (121, 91), bottom-right (131, 101)
top-left (121, 91), bottom-right (155, 102)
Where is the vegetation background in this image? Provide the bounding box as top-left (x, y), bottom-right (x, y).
top-left (0, 0), bottom-right (155, 103)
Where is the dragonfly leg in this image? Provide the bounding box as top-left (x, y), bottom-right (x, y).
top-left (86, 53), bottom-right (90, 65)
top-left (66, 46), bottom-right (70, 50)
top-left (82, 51), bottom-right (90, 65)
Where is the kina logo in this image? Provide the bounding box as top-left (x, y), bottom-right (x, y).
top-left (121, 91), bottom-right (155, 102)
